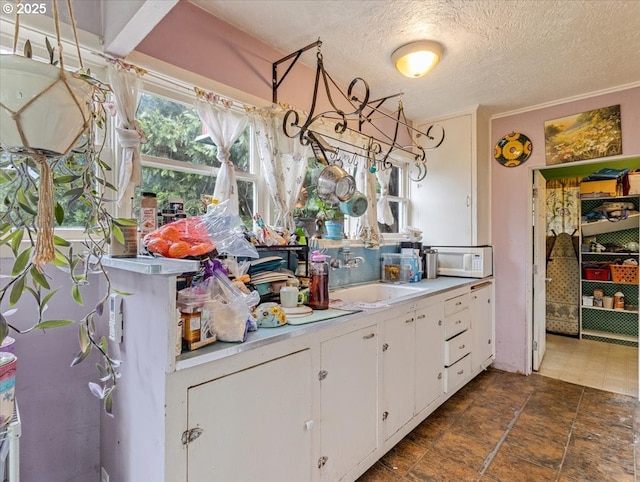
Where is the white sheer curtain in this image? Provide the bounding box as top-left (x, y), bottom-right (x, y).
top-left (376, 167), bottom-right (394, 226)
top-left (107, 63), bottom-right (144, 205)
top-left (195, 95), bottom-right (248, 215)
top-left (249, 107), bottom-right (310, 232)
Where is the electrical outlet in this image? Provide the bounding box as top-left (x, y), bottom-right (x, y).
top-left (101, 467), bottom-right (109, 482)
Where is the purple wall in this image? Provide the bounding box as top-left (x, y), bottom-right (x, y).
top-left (491, 86), bottom-right (640, 373)
top-left (1, 263), bottom-right (101, 481)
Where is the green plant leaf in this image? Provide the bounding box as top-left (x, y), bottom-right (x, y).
top-left (111, 223), bottom-right (124, 244)
top-left (54, 202), bottom-right (65, 225)
top-left (40, 288), bottom-right (60, 313)
top-left (33, 319), bottom-right (74, 330)
top-left (53, 235), bottom-right (71, 247)
top-left (24, 39), bottom-right (32, 58)
top-left (104, 390), bottom-right (114, 416)
top-left (30, 265), bottom-right (50, 290)
top-left (9, 276), bottom-right (25, 306)
top-left (12, 247), bottom-right (32, 276)
top-left (96, 363), bottom-right (108, 378)
top-left (72, 284), bottom-right (84, 305)
top-left (45, 37), bottom-right (55, 64)
top-left (114, 218), bottom-right (137, 226)
top-left (70, 346), bottom-right (91, 367)
top-left (79, 323), bottom-right (89, 352)
top-left (52, 249), bottom-right (68, 267)
top-left (16, 200), bottom-right (37, 216)
top-left (0, 314), bottom-right (8, 344)
top-left (53, 175), bottom-right (80, 184)
top-left (10, 228), bottom-right (24, 255)
top-left (99, 335), bottom-right (108, 353)
top-left (113, 289), bottom-right (134, 296)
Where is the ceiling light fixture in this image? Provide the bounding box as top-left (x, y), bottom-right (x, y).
top-left (391, 40), bottom-right (444, 78)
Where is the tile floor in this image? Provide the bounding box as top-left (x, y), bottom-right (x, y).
top-left (357, 367), bottom-right (639, 481)
top-left (537, 334), bottom-right (638, 397)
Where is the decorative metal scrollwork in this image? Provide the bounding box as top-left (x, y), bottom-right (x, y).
top-left (272, 39), bottom-right (445, 179)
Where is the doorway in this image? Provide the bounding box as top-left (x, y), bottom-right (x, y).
top-left (530, 156), bottom-right (640, 398)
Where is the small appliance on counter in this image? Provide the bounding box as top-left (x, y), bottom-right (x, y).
top-left (431, 246), bottom-right (493, 278)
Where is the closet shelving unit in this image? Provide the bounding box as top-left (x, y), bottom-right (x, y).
top-left (579, 195), bottom-right (640, 346)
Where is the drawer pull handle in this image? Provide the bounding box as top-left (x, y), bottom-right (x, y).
top-left (457, 369), bottom-right (464, 375)
top-left (363, 333), bottom-right (375, 340)
top-left (405, 318), bottom-right (415, 323)
top-left (417, 314), bottom-right (426, 320)
top-left (459, 344), bottom-right (466, 350)
top-left (455, 301), bottom-right (462, 306)
top-left (438, 320), bottom-right (442, 326)
top-left (455, 320), bottom-right (462, 324)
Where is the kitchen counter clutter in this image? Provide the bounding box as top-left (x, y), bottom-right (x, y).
top-left (99, 259), bottom-right (494, 482)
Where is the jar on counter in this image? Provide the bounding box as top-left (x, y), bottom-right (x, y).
top-left (308, 250), bottom-right (329, 310)
top-left (177, 291), bottom-right (210, 347)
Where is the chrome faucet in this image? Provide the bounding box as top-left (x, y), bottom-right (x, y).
top-left (330, 244), bottom-right (365, 270)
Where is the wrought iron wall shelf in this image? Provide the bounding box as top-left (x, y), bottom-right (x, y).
top-left (272, 40), bottom-right (444, 181)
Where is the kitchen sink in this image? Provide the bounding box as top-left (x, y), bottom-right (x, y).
top-left (330, 282), bottom-right (425, 304)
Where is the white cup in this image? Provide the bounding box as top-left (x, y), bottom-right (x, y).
top-left (280, 286), bottom-right (300, 308)
top-left (603, 296), bottom-right (614, 309)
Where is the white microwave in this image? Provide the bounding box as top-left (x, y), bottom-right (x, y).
top-left (431, 246), bottom-right (493, 278)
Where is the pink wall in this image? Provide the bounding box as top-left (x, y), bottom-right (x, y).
top-left (135, 0), bottom-right (411, 145)
top-left (3, 267), bottom-right (101, 481)
top-left (491, 86), bottom-right (640, 373)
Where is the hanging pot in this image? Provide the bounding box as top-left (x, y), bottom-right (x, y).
top-left (0, 55), bottom-right (93, 156)
top-left (339, 191), bottom-right (368, 217)
top-left (316, 165), bottom-right (356, 204)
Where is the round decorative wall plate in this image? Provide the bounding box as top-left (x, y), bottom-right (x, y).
top-left (494, 132), bottom-right (532, 167)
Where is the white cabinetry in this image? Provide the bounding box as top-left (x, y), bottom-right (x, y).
top-left (442, 290), bottom-right (472, 393)
top-left (99, 260), bottom-right (493, 482)
top-left (319, 325), bottom-right (378, 482)
top-left (414, 297), bottom-right (444, 415)
top-left (186, 350), bottom-right (313, 482)
top-left (471, 281), bottom-right (494, 373)
top-left (410, 107), bottom-right (490, 247)
top-left (381, 308), bottom-right (417, 441)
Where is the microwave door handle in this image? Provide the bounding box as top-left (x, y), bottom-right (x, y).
top-left (463, 254), bottom-right (472, 271)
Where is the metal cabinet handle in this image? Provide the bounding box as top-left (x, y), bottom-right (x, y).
top-left (457, 369), bottom-right (464, 375)
top-left (437, 373), bottom-right (442, 380)
top-left (455, 320), bottom-right (462, 325)
top-left (382, 411), bottom-right (389, 421)
top-left (363, 333), bottom-right (375, 340)
top-left (382, 343), bottom-right (389, 352)
top-left (438, 320), bottom-right (442, 326)
top-left (405, 318), bottom-right (415, 323)
top-left (455, 301), bottom-right (462, 306)
top-left (416, 314), bottom-right (426, 320)
top-left (459, 344), bottom-right (465, 350)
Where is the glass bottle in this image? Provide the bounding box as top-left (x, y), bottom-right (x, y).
top-left (308, 250), bottom-right (330, 310)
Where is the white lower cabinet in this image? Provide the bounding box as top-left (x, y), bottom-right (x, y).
top-left (101, 267), bottom-right (495, 482)
top-left (319, 324), bottom-right (378, 482)
top-left (414, 298), bottom-right (445, 415)
top-left (382, 308), bottom-right (417, 441)
top-left (186, 350), bottom-right (313, 482)
top-left (471, 281), bottom-right (494, 373)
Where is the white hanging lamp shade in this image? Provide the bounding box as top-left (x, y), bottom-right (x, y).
top-left (0, 54), bottom-right (93, 156)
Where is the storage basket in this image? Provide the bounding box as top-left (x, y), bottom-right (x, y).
top-left (583, 267), bottom-right (610, 281)
top-left (610, 265), bottom-right (639, 284)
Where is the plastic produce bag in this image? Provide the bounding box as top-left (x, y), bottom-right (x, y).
top-left (204, 260), bottom-right (257, 341)
top-left (144, 199), bottom-right (258, 259)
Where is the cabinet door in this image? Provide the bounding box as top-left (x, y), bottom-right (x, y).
top-left (415, 301), bottom-right (444, 414)
top-left (411, 114), bottom-right (473, 246)
top-left (382, 313), bottom-right (416, 441)
top-left (187, 350), bottom-right (312, 482)
top-left (320, 325), bottom-right (378, 482)
top-left (471, 283), bottom-right (494, 373)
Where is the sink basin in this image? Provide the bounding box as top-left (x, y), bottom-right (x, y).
top-left (330, 282), bottom-right (425, 304)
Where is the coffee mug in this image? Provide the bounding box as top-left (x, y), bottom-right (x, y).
top-left (280, 286), bottom-right (300, 308)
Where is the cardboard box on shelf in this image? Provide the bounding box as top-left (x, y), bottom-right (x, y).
top-left (580, 179), bottom-right (619, 197)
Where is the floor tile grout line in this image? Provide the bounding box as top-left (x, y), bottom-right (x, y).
top-left (554, 385), bottom-right (586, 482)
top-left (478, 391), bottom-right (533, 476)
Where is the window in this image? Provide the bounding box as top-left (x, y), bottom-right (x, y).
top-left (294, 157), bottom-right (409, 240)
top-left (135, 92), bottom-right (256, 227)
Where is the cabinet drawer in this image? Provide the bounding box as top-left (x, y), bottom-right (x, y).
top-left (443, 308), bottom-right (470, 340)
top-left (444, 354), bottom-right (471, 393)
top-left (444, 330), bottom-right (471, 367)
top-left (444, 292), bottom-right (469, 316)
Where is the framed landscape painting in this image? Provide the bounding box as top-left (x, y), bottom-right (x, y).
top-left (544, 105), bottom-right (622, 165)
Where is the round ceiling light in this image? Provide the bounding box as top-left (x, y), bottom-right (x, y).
top-left (391, 40), bottom-right (444, 78)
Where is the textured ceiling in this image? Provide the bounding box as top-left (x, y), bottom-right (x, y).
top-left (190, 0), bottom-right (640, 121)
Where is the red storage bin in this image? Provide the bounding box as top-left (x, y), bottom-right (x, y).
top-left (583, 268), bottom-right (610, 281)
